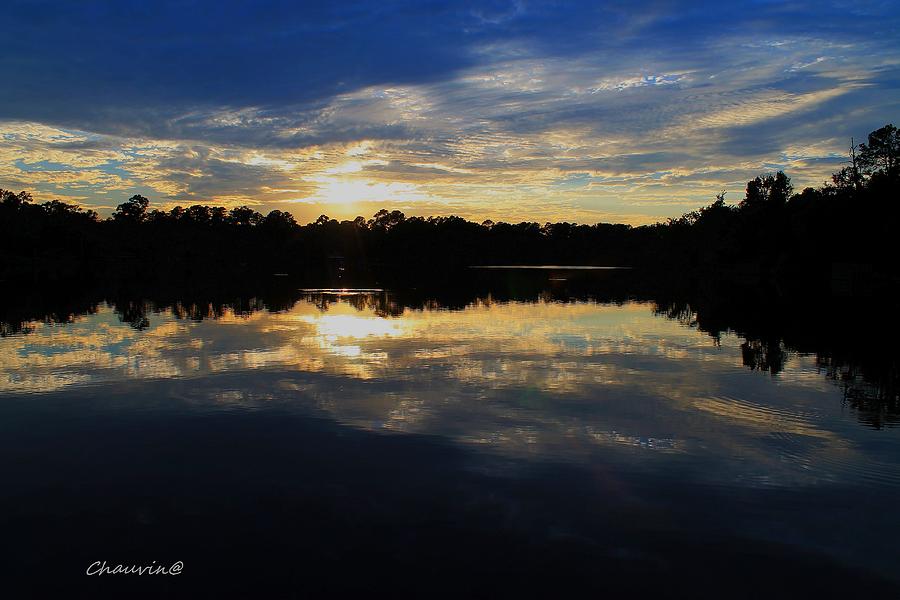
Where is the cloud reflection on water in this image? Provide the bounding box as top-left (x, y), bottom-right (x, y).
top-left (3, 294), bottom-right (894, 489)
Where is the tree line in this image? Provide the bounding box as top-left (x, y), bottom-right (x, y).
top-left (1, 123), bottom-right (897, 288)
top-left (2, 272), bottom-right (896, 429)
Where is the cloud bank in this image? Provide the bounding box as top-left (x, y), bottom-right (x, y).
top-left (1, 0), bottom-right (899, 223)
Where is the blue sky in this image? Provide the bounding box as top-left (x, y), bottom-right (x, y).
top-left (1, 0), bottom-right (899, 223)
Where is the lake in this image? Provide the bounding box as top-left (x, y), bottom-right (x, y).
top-left (2, 280), bottom-right (898, 597)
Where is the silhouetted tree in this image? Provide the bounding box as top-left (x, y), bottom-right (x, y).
top-left (369, 209), bottom-right (406, 231)
top-left (740, 171), bottom-right (792, 209)
top-left (228, 206), bottom-right (263, 227)
top-left (113, 194), bottom-right (150, 223)
top-left (262, 210), bottom-right (297, 230)
top-left (858, 123), bottom-right (899, 179)
top-left (2, 122), bottom-right (898, 294)
top-left (1, 189), bottom-right (33, 208)
top-left (185, 204), bottom-right (213, 225)
top-left (831, 166), bottom-right (861, 192)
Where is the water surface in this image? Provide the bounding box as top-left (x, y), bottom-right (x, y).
top-left (2, 288), bottom-right (898, 597)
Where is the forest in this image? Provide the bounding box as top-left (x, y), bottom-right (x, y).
top-left (1, 123), bottom-right (898, 291)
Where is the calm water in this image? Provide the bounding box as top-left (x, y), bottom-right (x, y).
top-left (2, 287), bottom-right (899, 597)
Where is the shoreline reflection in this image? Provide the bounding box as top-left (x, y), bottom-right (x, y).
top-left (2, 290), bottom-right (898, 495)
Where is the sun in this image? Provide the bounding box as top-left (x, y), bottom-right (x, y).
top-left (302, 177), bottom-right (429, 207)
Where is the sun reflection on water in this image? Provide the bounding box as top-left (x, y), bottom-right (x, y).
top-left (2, 292), bottom-right (896, 490)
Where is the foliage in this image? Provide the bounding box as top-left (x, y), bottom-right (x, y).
top-left (1, 123), bottom-right (898, 285)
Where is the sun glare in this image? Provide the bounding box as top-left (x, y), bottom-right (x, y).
top-left (299, 177), bottom-right (429, 206)
top-left (300, 314), bottom-right (407, 340)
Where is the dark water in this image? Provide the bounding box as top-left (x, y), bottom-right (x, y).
top-left (2, 279), bottom-right (899, 598)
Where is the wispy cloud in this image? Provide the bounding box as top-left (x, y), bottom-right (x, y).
top-left (1, 0), bottom-right (898, 223)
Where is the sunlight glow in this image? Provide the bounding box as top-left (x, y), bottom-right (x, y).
top-left (299, 314), bottom-right (407, 340)
top-left (293, 177), bottom-right (430, 206)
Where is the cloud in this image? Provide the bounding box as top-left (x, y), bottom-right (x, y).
top-left (1, 0), bottom-right (899, 222)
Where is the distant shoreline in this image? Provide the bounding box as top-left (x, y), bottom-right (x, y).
top-left (470, 265), bottom-right (631, 270)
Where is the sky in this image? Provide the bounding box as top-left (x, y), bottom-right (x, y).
top-left (1, 0), bottom-right (899, 225)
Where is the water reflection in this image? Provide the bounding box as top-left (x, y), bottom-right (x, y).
top-left (5, 288), bottom-right (899, 427)
top-left (653, 293), bottom-right (900, 429)
top-left (3, 290), bottom-right (898, 489)
top-left (3, 286), bottom-right (900, 594)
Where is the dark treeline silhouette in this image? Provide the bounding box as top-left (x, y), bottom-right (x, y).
top-left (2, 122), bottom-right (897, 290)
top-left (1, 268), bottom-right (897, 429)
top-left (651, 277), bottom-right (900, 430)
top-left (657, 124), bottom-right (899, 289)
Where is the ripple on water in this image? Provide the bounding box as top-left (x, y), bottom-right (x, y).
top-left (700, 394), bottom-right (900, 489)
